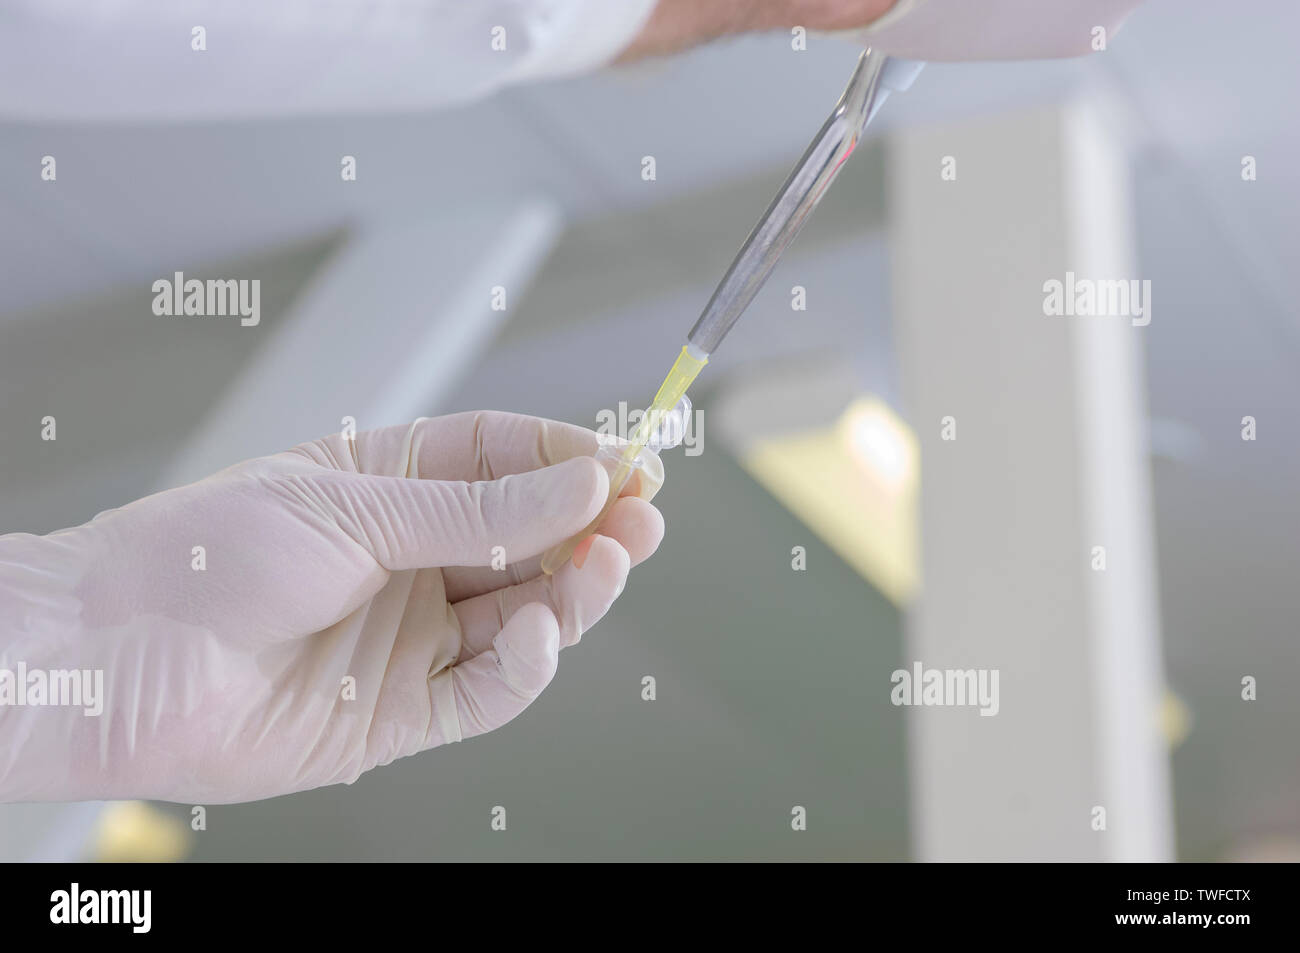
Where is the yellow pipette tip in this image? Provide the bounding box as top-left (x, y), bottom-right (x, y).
top-left (655, 345), bottom-right (709, 407)
top-left (621, 346), bottom-right (708, 462)
top-left (540, 344), bottom-right (707, 575)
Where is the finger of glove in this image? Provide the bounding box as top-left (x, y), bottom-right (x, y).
top-left (425, 602), bottom-right (561, 747)
top-left (280, 456), bottom-right (606, 570)
top-left (452, 533), bottom-right (632, 658)
top-left (298, 412), bottom-right (600, 482)
top-left (443, 492), bottom-right (661, 603)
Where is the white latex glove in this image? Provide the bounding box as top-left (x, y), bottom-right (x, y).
top-left (0, 412), bottom-right (665, 804)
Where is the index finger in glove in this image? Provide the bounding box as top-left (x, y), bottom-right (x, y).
top-left (297, 412), bottom-right (599, 483)
top-left (297, 413), bottom-right (666, 503)
top-left (440, 439), bottom-right (663, 603)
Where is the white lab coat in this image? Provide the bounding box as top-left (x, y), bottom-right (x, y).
top-left (0, 0), bottom-right (659, 119)
top-left (0, 0), bottom-right (1143, 119)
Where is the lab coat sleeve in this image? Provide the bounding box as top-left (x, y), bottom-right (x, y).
top-left (0, 0), bottom-right (660, 119)
top-left (849, 0), bottom-right (1147, 61)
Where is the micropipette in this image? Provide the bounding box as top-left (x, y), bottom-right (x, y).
top-left (541, 48), bottom-right (923, 574)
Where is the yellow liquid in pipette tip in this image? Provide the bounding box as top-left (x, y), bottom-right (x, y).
top-left (540, 345), bottom-right (707, 575)
top-left (618, 345), bottom-right (708, 466)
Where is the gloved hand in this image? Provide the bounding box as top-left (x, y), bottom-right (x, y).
top-left (0, 412), bottom-right (665, 804)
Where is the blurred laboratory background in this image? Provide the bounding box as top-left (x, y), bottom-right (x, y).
top-left (1, 0), bottom-right (1297, 861)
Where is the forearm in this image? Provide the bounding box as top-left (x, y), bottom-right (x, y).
top-left (619, 0), bottom-right (899, 61)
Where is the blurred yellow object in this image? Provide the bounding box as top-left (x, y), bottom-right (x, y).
top-left (1159, 689), bottom-right (1192, 749)
top-left (742, 397), bottom-right (919, 605)
top-left (92, 800), bottom-right (192, 863)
